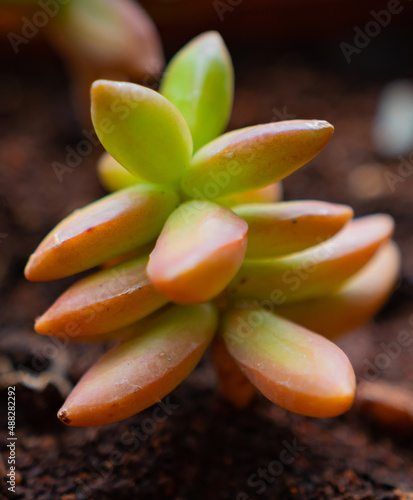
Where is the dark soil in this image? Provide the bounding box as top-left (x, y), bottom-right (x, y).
top-left (1, 31), bottom-right (413, 500)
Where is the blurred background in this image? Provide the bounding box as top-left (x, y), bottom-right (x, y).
top-left (1, 1), bottom-right (413, 498)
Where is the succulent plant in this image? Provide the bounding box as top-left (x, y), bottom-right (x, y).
top-left (25, 32), bottom-right (400, 427)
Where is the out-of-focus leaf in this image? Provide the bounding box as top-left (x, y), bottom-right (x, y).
top-left (211, 336), bottom-right (256, 408)
top-left (227, 214), bottom-right (394, 303)
top-left (48, 0), bottom-right (164, 80)
top-left (97, 152), bottom-right (140, 191)
top-left (274, 240), bottom-right (401, 338)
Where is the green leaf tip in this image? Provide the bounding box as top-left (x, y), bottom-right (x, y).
top-left (160, 31), bottom-right (234, 152)
top-left (91, 79), bottom-right (193, 186)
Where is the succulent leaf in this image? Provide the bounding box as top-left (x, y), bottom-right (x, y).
top-left (227, 214), bottom-right (394, 302)
top-left (35, 256), bottom-right (168, 338)
top-left (274, 240), bottom-right (401, 338)
top-left (91, 80), bottom-right (193, 185)
top-left (25, 184), bottom-right (179, 281)
top-left (58, 303), bottom-right (218, 426)
top-left (211, 336), bottom-right (256, 408)
top-left (97, 152), bottom-right (141, 191)
top-left (217, 182), bottom-right (283, 208)
top-left (233, 200), bottom-right (353, 258)
top-left (220, 306), bottom-right (356, 417)
top-left (181, 120), bottom-right (334, 199)
top-left (47, 0), bottom-right (164, 80)
top-left (160, 31), bottom-right (234, 152)
top-left (147, 200), bottom-right (248, 304)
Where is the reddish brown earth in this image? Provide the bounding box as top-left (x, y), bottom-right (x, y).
top-left (1, 28), bottom-right (413, 500)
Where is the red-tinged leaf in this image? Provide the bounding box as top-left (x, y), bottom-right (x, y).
top-left (35, 256), bottom-right (167, 338)
top-left (227, 214), bottom-right (394, 303)
top-left (211, 336), bottom-right (256, 409)
top-left (58, 303), bottom-right (218, 426)
top-left (181, 119), bottom-right (334, 199)
top-left (25, 184), bottom-right (179, 281)
top-left (274, 241), bottom-right (401, 338)
top-left (233, 200), bottom-right (353, 258)
top-left (220, 307), bottom-right (356, 418)
top-left (147, 201), bottom-right (248, 304)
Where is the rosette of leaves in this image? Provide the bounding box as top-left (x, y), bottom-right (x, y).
top-left (25, 32), bottom-right (400, 427)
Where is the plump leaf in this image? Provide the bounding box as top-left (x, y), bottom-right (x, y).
top-left (217, 182), bottom-right (282, 208)
top-left (35, 256), bottom-right (168, 338)
top-left (47, 0), bottom-right (164, 80)
top-left (227, 214), bottom-right (394, 303)
top-left (58, 303), bottom-right (218, 426)
top-left (91, 80), bottom-right (193, 185)
top-left (160, 31), bottom-right (233, 152)
top-left (97, 152), bottom-right (140, 191)
top-left (25, 184), bottom-right (179, 281)
top-left (233, 200), bottom-right (353, 259)
top-left (220, 306), bottom-right (356, 417)
top-left (356, 381), bottom-right (413, 433)
top-left (274, 240), bottom-right (401, 338)
top-left (181, 120), bottom-right (334, 199)
top-left (211, 336), bottom-right (256, 408)
top-left (147, 201), bottom-right (248, 304)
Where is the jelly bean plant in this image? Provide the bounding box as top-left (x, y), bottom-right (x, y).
top-left (25, 32), bottom-right (400, 427)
